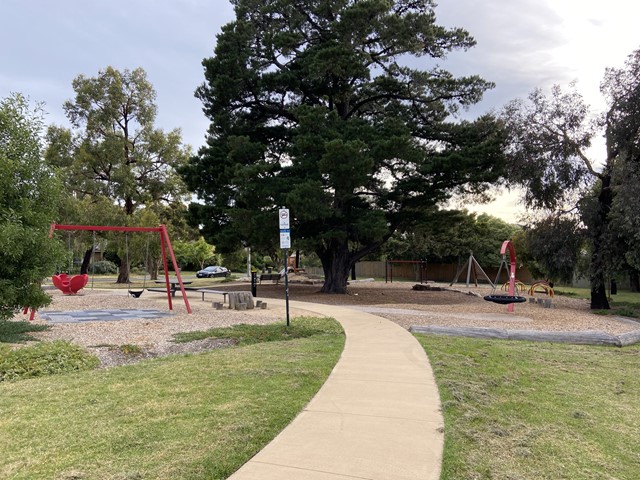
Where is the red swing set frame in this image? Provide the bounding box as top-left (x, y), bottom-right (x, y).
top-left (24, 223), bottom-right (193, 320)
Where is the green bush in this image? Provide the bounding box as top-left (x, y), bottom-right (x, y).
top-left (0, 341), bottom-right (100, 382)
top-left (89, 260), bottom-right (118, 274)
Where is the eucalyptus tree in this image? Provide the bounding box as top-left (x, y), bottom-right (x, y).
top-left (182, 0), bottom-right (506, 293)
top-left (46, 66), bottom-right (191, 282)
top-left (502, 49), bottom-right (640, 308)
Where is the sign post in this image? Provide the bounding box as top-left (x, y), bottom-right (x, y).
top-left (279, 208), bottom-right (291, 326)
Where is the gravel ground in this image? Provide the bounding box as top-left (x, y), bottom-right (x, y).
top-left (12, 279), bottom-right (640, 367)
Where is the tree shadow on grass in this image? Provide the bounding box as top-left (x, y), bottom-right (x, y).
top-left (0, 320), bottom-right (50, 343)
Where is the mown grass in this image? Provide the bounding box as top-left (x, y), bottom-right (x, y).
top-left (0, 317), bottom-right (343, 479)
top-left (417, 334), bottom-right (640, 480)
top-left (173, 316), bottom-right (343, 346)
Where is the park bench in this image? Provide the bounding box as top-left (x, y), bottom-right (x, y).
top-left (197, 289), bottom-right (230, 303)
top-left (259, 272), bottom-right (282, 284)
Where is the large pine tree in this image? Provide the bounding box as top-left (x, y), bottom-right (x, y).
top-left (182, 0), bottom-right (506, 293)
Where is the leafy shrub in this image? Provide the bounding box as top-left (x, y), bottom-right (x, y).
top-left (90, 260), bottom-right (118, 274)
top-left (0, 341), bottom-right (100, 382)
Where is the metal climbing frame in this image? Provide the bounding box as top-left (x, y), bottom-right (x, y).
top-left (48, 223), bottom-right (192, 314)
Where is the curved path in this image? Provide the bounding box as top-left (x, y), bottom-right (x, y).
top-left (229, 300), bottom-right (444, 480)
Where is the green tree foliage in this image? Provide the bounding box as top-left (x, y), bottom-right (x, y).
top-left (500, 47), bottom-right (640, 309)
top-left (169, 238), bottom-right (217, 271)
top-left (523, 216), bottom-right (585, 284)
top-left (379, 211), bottom-right (518, 267)
top-left (45, 66), bottom-right (191, 282)
top-left (0, 94), bottom-right (66, 320)
top-left (182, 0), bottom-right (506, 293)
top-left (602, 53), bottom-right (640, 290)
top-left (192, 237), bottom-right (216, 270)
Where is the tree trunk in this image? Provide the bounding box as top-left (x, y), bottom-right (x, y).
top-left (590, 173), bottom-right (612, 310)
top-left (590, 273), bottom-right (610, 309)
top-left (116, 261), bottom-right (130, 284)
top-left (630, 271), bottom-right (640, 292)
top-left (149, 256), bottom-right (159, 281)
top-left (80, 247), bottom-right (93, 275)
top-left (319, 242), bottom-right (353, 294)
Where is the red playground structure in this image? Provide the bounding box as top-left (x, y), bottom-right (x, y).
top-left (40, 223), bottom-right (192, 315)
top-left (51, 273), bottom-right (89, 295)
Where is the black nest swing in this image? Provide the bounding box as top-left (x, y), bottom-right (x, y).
top-left (483, 254), bottom-right (527, 305)
top-left (483, 294), bottom-right (526, 305)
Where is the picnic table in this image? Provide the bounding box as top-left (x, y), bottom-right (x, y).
top-left (148, 280), bottom-right (192, 297)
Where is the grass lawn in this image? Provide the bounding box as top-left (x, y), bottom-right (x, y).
top-left (0, 318), bottom-right (344, 479)
top-left (555, 286), bottom-right (640, 318)
top-left (417, 334), bottom-right (640, 480)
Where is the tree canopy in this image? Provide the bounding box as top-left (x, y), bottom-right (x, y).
top-left (46, 66), bottom-right (192, 282)
top-left (0, 94), bottom-right (65, 320)
top-left (502, 48), bottom-right (640, 308)
top-left (182, 0), bottom-right (506, 293)
top-left (379, 211), bottom-right (518, 268)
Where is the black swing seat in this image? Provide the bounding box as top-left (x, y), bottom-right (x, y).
top-left (128, 290), bottom-right (144, 298)
top-left (484, 294), bottom-right (527, 305)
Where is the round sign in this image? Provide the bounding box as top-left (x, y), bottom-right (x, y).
top-left (280, 210), bottom-right (289, 219)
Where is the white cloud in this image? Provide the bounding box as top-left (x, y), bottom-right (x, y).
top-left (2, 0), bottom-right (639, 221)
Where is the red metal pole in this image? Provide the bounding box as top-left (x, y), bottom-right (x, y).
top-left (500, 240), bottom-right (518, 313)
top-left (51, 224), bottom-right (163, 233)
top-left (161, 225), bottom-right (192, 314)
top-left (159, 229), bottom-right (174, 311)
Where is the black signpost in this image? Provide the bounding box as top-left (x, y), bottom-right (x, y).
top-left (279, 208), bottom-right (291, 326)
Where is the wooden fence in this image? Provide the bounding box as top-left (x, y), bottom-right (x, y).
top-left (305, 260), bottom-right (535, 285)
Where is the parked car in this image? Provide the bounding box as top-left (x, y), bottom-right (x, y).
top-left (196, 266), bottom-right (230, 278)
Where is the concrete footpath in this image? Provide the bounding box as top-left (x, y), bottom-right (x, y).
top-left (229, 300), bottom-right (444, 480)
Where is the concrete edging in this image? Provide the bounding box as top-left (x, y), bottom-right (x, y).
top-left (410, 324), bottom-right (640, 347)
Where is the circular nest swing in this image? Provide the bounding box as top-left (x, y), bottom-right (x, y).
top-left (483, 294), bottom-right (527, 305)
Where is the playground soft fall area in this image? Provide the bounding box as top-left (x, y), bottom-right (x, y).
top-left (10, 276), bottom-right (640, 366)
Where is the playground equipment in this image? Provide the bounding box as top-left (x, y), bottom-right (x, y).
top-left (50, 231), bottom-right (91, 295)
top-left (528, 281), bottom-right (555, 298)
top-left (449, 252), bottom-right (495, 288)
top-left (51, 273), bottom-right (89, 294)
top-left (385, 260), bottom-right (428, 283)
top-left (45, 223), bottom-right (192, 314)
top-left (124, 231), bottom-right (151, 298)
top-left (484, 240), bottom-right (526, 312)
top-left (501, 280), bottom-right (527, 293)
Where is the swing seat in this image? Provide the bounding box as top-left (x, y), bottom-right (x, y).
top-left (128, 290), bottom-right (144, 298)
top-left (484, 294), bottom-right (527, 305)
top-left (52, 274), bottom-right (89, 295)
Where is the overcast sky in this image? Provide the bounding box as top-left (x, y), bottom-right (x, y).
top-left (2, 0), bottom-right (639, 222)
